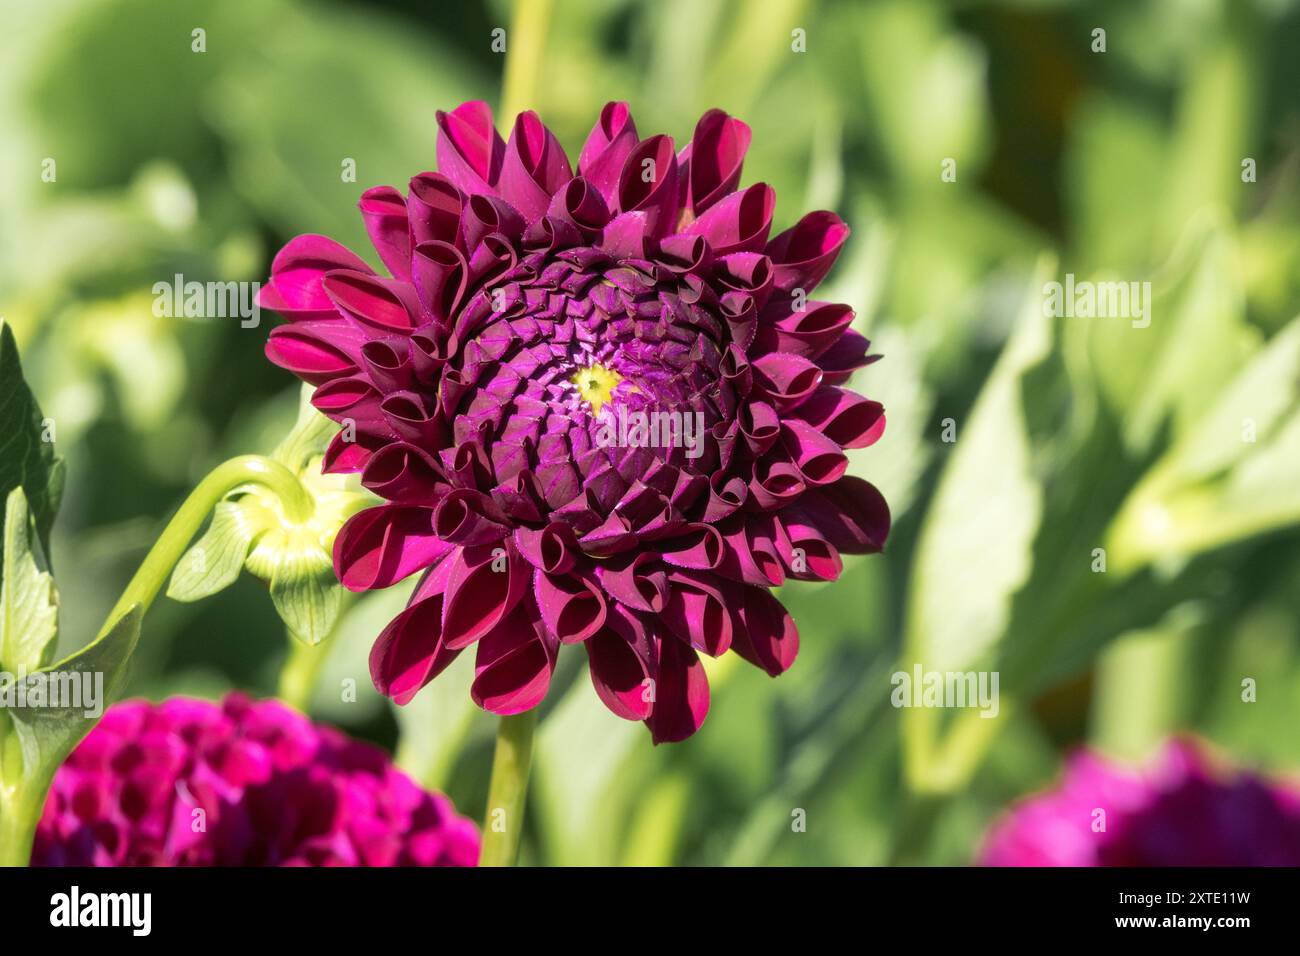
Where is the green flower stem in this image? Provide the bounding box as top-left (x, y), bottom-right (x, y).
top-left (276, 636), bottom-right (329, 714)
top-left (97, 455), bottom-right (312, 641)
top-left (479, 709), bottom-right (538, 867)
top-left (0, 772), bottom-right (45, 867)
top-left (499, 0), bottom-right (553, 120)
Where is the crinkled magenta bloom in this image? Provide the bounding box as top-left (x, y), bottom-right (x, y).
top-left (33, 694), bottom-right (479, 866)
top-left (260, 101), bottom-right (889, 742)
top-left (980, 740), bottom-right (1300, 866)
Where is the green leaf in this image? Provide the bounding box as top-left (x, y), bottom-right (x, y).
top-left (269, 543), bottom-right (340, 646)
top-left (1079, 225), bottom-right (1258, 457)
top-left (166, 501), bottom-right (257, 602)
top-left (0, 321), bottom-right (64, 559)
top-left (0, 488), bottom-right (59, 675)
top-left (901, 259), bottom-right (1055, 792)
top-left (5, 605), bottom-right (143, 798)
top-left (1164, 316), bottom-right (1300, 485)
top-left (905, 260), bottom-right (1055, 676)
top-left (1107, 315), bottom-right (1300, 568)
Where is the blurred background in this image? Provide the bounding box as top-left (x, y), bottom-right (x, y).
top-left (2, 0), bottom-right (1299, 865)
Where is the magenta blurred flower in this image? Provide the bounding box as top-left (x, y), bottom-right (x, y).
top-left (33, 694), bottom-right (479, 867)
top-left (980, 740), bottom-right (1300, 866)
top-left (260, 101), bottom-right (889, 742)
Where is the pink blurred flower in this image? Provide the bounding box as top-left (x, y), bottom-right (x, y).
top-left (980, 740), bottom-right (1300, 866)
top-left (260, 101), bottom-right (890, 742)
top-left (33, 694), bottom-right (479, 867)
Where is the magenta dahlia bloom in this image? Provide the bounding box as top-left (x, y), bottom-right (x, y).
top-left (980, 740), bottom-right (1300, 866)
top-left (32, 695), bottom-right (479, 867)
top-left (260, 101), bottom-right (889, 742)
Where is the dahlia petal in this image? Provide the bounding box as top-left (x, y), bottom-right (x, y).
top-left (775, 513), bottom-right (842, 581)
top-left (655, 234), bottom-right (714, 276)
top-left (683, 183), bottom-right (774, 257)
top-left (748, 458), bottom-right (806, 511)
top-left (792, 476), bottom-right (890, 554)
top-left (815, 328), bottom-right (878, 385)
top-left (359, 186), bottom-right (412, 281)
top-left (407, 172), bottom-right (464, 247)
top-left (714, 251), bottom-right (775, 308)
top-left (717, 516), bottom-right (785, 586)
top-left (586, 627), bottom-right (653, 720)
top-left (600, 211), bottom-right (651, 259)
top-left (513, 522), bottom-right (580, 574)
top-left (595, 553), bottom-right (669, 612)
top-left (260, 234), bottom-right (376, 320)
top-left (432, 489), bottom-right (509, 546)
top-left (412, 241), bottom-right (469, 323)
top-left (758, 300), bottom-right (856, 360)
top-left (659, 569), bottom-right (734, 656)
top-left (766, 211), bottom-right (849, 294)
top-left (470, 600), bottom-right (556, 714)
top-left (532, 567), bottom-right (607, 643)
top-left (659, 523), bottom-right (725, 571)
top-left (322, 270), bottom-right (417, 331)
top-left (322, 429), bottom-right (381, 474)
top-left (499, 111), bottom-right (574, 224)
top-left (739, 400), bottom-right (781, 455)
top-left (312, 376), bottom-right (387, 430)
top-left (436, 100), bottom-right (505, 195)
top-left (682, 109), bottom-right (752, 217)
top-left (370, 587), bottom-right (461, 705)
top-left (265, 326), bottom-right (359, 385)
top-left (616, 135), bottom-right (679, 239)
top-left (441, 544), bottom-right (529, 649)
top-left (361, 442), bottom-right (450, 503)
top-left (381, 390), bottom-right (449, 447)
top-left (360, 337), bottom-right (414, 391)
top-left (780, 419), bottom-right (848, 486)
top-left (579, 101), bottom-right (640, 206)
top-left (646, 635), bottom-right (709, 743)
top-left (795, 387), bottom-right (885, 449)
top-left (730, 587), bottom-right (799, 676)
top-left (549, 178), bottom-right (611, 240)
top-left (333, 505), bottom-right (452, 591)
top-left (461, 194), bottom-right (526, 249)
top-left (752, 352), bottom-right (824, 410)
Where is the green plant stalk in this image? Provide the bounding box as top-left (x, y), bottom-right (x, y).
top-left (277, 635), bottom-right (329, 714)
top-left (0, 457), bottom-right (312, 867)
top-left (479, 710), bottom-right (538, 866)
top-left (97, 455), bottom-right (312, 641)
top-left (499, 0), bottom-right (553, 120)
top-left (0, 766), bottom-right (48, 867)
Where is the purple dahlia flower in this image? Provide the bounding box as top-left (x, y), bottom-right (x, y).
top-left (260, 101), bottom-right (890, 742)
top-left (33, 694), bottom-right (479, 867)
top-left (980, 740), bottom-right (1300, 866)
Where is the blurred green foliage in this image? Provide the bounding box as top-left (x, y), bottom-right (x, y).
top-left (1, 0), bottom-right (1299, 865)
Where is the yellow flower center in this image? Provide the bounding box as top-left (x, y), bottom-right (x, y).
top-left (571, 363), bottom-right (623, 416)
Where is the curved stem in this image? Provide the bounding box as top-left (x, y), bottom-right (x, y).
top-left (479, 709), bottom-right (538, 867)
top-left (97, 455), bottom-right (312, 641)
